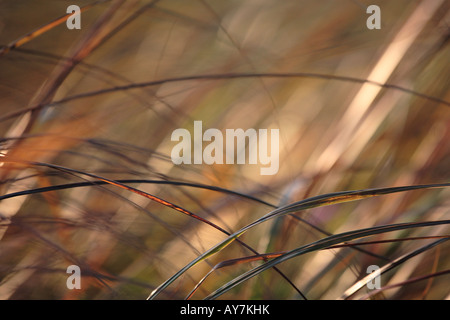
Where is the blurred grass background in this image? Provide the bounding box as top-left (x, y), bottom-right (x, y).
top-left (0, 0), bottom-right (449, 299)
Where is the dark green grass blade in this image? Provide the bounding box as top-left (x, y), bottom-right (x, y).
top-left (0, 160), bottom-right (304, 297)
top-left (147, 183), bottom-right (449, 299)
top-left (204, 221), bottom-right (450, 300)
top-left (185, 251), bottom-right (286, 300)
top-left (0, 176), bottom-right (392, 261)
top-left (0, 179), bottom-right (274, 207)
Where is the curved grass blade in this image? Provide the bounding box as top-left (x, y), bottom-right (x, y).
top-left (204, 221), bottom-right (450, 300)
top-left (192, 235), bottom-right (449, 299)
top-left (0, 179), bottom-right (274, 208)
top-left (50, 73), bottom-right (450, 107)
top-left (147, 183), bottom-right (449, 299)
top-left (328, 235), bottom-right (450, 249)
top-left (185, 252), bottom-right (286, 300)
top-left (289, 214), bottom-right (389, 261)
top-left (1, 160), bottom-right (232, 232)
top-left (0, 159), bottom-right (304, 297)
top-left (358, 269), bottom-right (450, 300)
top-left (0, 175), bottom-right (391, 261)
top-left (2, 72), bottom-right (449, 125)
top-left (340, 238), bottom-right (449, 300)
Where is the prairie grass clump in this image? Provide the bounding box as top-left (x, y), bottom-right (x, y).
top-left (0, 0), bottom-right (449, 300)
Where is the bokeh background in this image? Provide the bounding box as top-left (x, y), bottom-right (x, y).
top-left (0, 0), bottom-right (449, 299)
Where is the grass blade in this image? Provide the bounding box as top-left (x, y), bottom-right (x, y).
top-left (185, 251), bottom-right (286, 300)
top-left (358, 269), bottom-right (450, 300)
top-left (2, 71), bottom-right (449, 125)
top-left (0, 159), bottom-right (305, 297)
top-left (204, 221), bottom-right (450, 300)
top-left (147, 183), bottom-right (449, 299)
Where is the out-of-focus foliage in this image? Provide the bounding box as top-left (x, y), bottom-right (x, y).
top-left (0, 0), bottom-right (448, 299)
